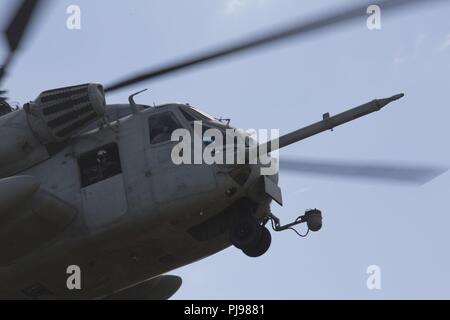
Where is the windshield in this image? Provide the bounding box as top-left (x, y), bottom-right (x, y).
top-left (189, 107), bottom-right (216, 121)
top-left (179, 106), bottom-right (253, 148)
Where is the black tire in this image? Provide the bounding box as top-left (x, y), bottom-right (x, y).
top-left (242, 227), bottom-right (272, 258)
top-left (229, 215), bottom-right (262, 250)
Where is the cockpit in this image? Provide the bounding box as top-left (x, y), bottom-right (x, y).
top-left (147, 104), bottom-right (245, 145)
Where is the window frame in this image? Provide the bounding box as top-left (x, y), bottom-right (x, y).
top-left (77, 142), bottom-right (123, 188)
top-left (147, 110), bottom-right (184, 146)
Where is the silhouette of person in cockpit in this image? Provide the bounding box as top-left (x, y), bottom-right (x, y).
top-left (150, 113), bottom-right (181, 144)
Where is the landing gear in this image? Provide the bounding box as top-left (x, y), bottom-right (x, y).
top-left (230, 215), bottom-right (261, 250)
top-left (242, 227), bottom-right (271, 258)
top-left (229, 215), bottom-right (272, 258)
top-left (230, 209), bottom-right (323, 258)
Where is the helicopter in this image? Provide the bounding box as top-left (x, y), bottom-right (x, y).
top-left (0, 0), bottom-right (447, 300)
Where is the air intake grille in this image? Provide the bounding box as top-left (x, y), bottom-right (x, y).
top-left (28, 83), bottom-right (106, 142)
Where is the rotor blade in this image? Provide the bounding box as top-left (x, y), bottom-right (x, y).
top-left (279, 158), bottom-right (447, 185)
top-left (5, 0), bottom-right (43, 52)
top-left (105, 0), bottom-right (446, 93)
top-left (1, 0), bottom-right (47, 83)
top-left (0, 89), bottom-right (7, 102)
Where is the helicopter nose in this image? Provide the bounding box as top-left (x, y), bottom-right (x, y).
top-left (228, 165), bottom-right (252, 186)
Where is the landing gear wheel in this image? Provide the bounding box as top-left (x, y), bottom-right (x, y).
top-left (242, 227), bottom-right (272, 258)
top-left (230, 215), bottom-right (262, 250)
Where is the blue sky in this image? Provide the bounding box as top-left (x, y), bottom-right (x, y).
top-left (1, 0), bottom-right (450, 299)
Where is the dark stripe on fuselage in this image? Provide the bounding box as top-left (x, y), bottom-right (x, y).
top-left (47, 105), bottom-right (94, 128)
top-left (55, 112), bottom-right (98, 137)
top-left (41, 86), bottom-right (89, 104)
top-left (42, 95), bottom-right (90, 116)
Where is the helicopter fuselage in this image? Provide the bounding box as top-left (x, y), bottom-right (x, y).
top-left (0, 84), bottom-right (405, 299)
top-left (0, 103), bottom-right (277, 299)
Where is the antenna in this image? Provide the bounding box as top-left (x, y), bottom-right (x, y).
top-left (216, 117), bottom-right (231, 126)
top-left (128, 89), bottom-right (148, 113)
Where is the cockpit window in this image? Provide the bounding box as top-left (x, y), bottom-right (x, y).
top-left (180, 109), bottom-right (198, 123)
top-left (148, 112), bottom-right (182, 144)
top-left (190, 108), bottom-right (215, 121)
top-left (78, 143), bottom-right (122, 187)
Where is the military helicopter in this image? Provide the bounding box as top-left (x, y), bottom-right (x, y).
top-left (0, 0), bottom-right (446, 300)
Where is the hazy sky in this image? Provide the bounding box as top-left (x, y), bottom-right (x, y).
top-left (1, 0), bottom-right (449, 299)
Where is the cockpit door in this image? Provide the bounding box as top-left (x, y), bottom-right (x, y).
top-left (144, 109), bottom-right (216, 204)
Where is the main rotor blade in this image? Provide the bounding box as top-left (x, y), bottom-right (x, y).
top-left (279, 158), bottom-right (447, 185)
top-left (1, 0), bottom-right (47, 84)
top-left (105, 0), bottom-right (446, 93)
